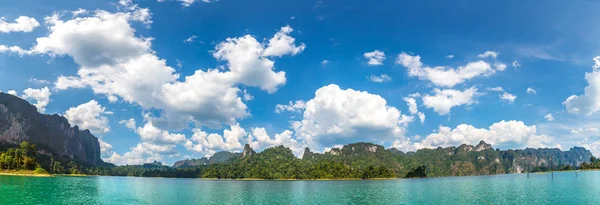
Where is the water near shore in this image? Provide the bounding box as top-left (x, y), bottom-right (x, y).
top-left (1, 171), bottom-right (599, 204)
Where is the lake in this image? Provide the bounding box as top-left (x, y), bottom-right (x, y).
top-left (1, 171), bottom-right (599, 204)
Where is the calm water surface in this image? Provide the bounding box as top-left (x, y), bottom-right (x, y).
top-left (1, 171), bottom-right (600, 204)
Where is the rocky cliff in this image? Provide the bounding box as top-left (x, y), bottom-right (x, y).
top-left (0, 93), bottom-right (103, 166)
top-left (172, 151), bottom-right (240, 168)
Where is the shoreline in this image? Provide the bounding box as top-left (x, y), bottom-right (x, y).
top-left (0, 170), bottom-right (52, 177)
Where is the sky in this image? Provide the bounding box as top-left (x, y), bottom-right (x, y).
top-left (2, 0), bottom-right (600, 165)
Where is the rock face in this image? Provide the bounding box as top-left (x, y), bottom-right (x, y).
top-left (172, 151), bottom-right (241, 168)
top-left (242, 144), bottom-right (255, 158)
top-left (173, 158), bottom-right (209, 168)
top-left (0, 93), bottom-right (102, 166)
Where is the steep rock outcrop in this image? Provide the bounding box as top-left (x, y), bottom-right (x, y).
top-left (0, 93), bottom-right (102, 165)
top-left (242, 144), bottom-right (255, 158)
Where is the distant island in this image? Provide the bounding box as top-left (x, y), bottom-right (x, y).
top-left (1, 92), bottom-right (598, 179)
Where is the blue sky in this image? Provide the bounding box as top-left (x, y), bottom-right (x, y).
top-left (2, 0), bottom-right (600, 165)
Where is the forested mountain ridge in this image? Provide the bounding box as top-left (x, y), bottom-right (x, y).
top-left (173, 151), bottom-right (240, 168)
top-left (190, 141), bottom-right (593, 179)
top-left (0, 93), bottom-right (103, 166)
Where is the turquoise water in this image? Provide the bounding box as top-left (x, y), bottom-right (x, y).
top-left (1, 171), bottom-right (600, 204)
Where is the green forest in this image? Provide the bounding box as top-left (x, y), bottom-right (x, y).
top-left (0, 141), bottom-right (595, 179)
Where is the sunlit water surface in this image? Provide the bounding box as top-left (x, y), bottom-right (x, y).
top-left (1, 171), bottom-right (599, 204)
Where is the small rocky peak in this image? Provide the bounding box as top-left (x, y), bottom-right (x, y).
top-left (302, 147), bottom-right (313, 160)
top-left (475, 140), bottom-right (492, 152)
top-left (457, 144), bottom-right (474, 152)
top-left (242, 144), bottom-right (255, 158)
top-left (327, 148), bottom-right (341, 156)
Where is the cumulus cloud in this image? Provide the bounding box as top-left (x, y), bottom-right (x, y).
top-left (262, 25), bottom-right (306, 57)
top-left (24, 8), bottom-right (303, 130)
top-left (64, 100), bottom-right (111, 135)
top-left (105, 142), bottom-right (173, 165)
top-left (477, 51), bottom-right (499, 59)
top-left (98, 139), bottom-right (114, 157)
top-left (0, 16), bottom-right (40, 33)
top-left (364, 50), bottom-right (385, 66)
top-left (248, 128), bottom-right (303, 156)
top-left (275, 100), bottom-right (306, 114)
top-left (527, 87), bottom-right (536, 94)
top-left (184, 123), bottom-right (246, 154)
top-left (292, 84), bottom-right (413, 148)
top-left (544, 114), bottom-right (554, 121)
top-left (396, 52), bottom-right (501, 87)
top-left (404, 96), bottom-right (425, 124)
top-left (321, 60), bottom-right (329, 67)
top-left (563, 58), bottom-right (600, 115)
top-left (21, 87), bottom-right (51, 113)
top-left (500, 92), bottom-right (517, 103)
top-left (135, 121), bottom-right (187, 145)
top-left (119, 118), bottom-right (137, 129)
top-left (412, 120), bottom-right (551, 150)
top-left (487, 86), bottom-right (516, 103)
top-left (0, 45), bottom-right (29, 55)
top-left (422, 87), bottom-right (478, 115)
top-left (368, 74), bottom-right (391, 83)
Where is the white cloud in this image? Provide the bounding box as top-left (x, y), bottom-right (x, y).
top-left (119, 118), bottom-right (137, 129)
top-left (527, 87), bottom-right (536, 94)
top-left (243, 89), bottom-right (254, 101)
top-left (105, 142), bottom-right (173, 165)
top-left (29, 78), bottom-right (50, 85)
top-left (477, 51), bottom-right (499, 59)
top-left (275, 100), bottom-right (306, 114)
top-left (64, 100), bottom-right (111, 135)
top-left (185, 123), bottom-right (246, 154)
top-left (487, 86), bottom-right (504, 92)
top-left (321, 60), bottom-right (329, 67)
top-left (571, 128), bottom-right (599, 135)
top-left (0, 45), bottom-right (28, 55)
top-left (7, 90), bottom-right (17, 96)
top-left (563, 58), bottom-right (600, 115)
top-left (422, 87), bottom-right (478, 115)
top-left (404, 96), bottom-right (425, 124)
top-left (495, 63), bottom-right (507, 71)
top-left (178, 0), bottom-right (211, 7)
top-left (396, 52), bottom-right (500, 87)
top-left (404, 97), bottom-right (418, 115)
top-left (446, 55), bottom-right (454, 59)
top-left (368, 74), bottom-right (391, 83)
top-left (292, 84), bottom-right (412, 148)
top-left (31, 8), bottom-right (302, 130)
top-left (135, 121), bottom-right (187, 145)
top-left (363, 50), bottom-right (385, 66)
top-left (248, 128), bottom-right (303, 156)
top-left (544, 114), bottom-right (554, 121)
top-left (417, 112), bottom-right (425, 124)
top-left (98, 138), bottom-right (114, 158)
top-left (0, 16), bottom-right (40, 33)
top-left (21, 87), bottom-right (51, 113)
top-left (71, 8), bottom-right (88, 17)
top-left (183, 35), bottom-right (197, 43)
top-left (262, 25), bottom-right (306, 57)
top-left (487, 87), bottom-right (516, 103)
top-left (413, 120), bottom-right (551, 150)
top-left (500, 92), bottom-right (517, 103)
top-left (512, 60), bottom-right (521, 68)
